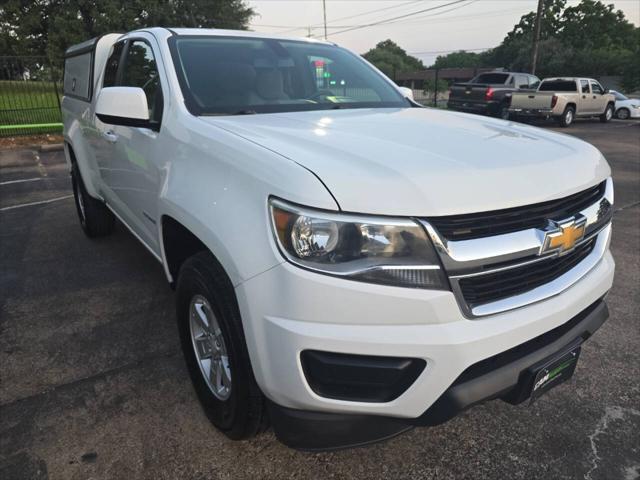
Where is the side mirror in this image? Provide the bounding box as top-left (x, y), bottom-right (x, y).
top-left (398, 86), bottom-right (414, 100)
top-left (96, 87), bottom-right (153, 129)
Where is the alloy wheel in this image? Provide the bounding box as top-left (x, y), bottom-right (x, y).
top-left (189, 295), bottom-right (232, 401)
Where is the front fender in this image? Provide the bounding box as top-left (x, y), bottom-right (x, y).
top-left (156, 117), bottom-right (338, 287)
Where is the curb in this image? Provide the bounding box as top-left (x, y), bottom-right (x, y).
top-left (39, 144), bottom-right (64, 153)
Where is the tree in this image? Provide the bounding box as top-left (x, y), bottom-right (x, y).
top-left (481, 0), bottom-right (638, 80)
top-left (362, 40), bottom-right (424, 79)
top-left (620, 27), bottom-right (640, 92)
top-left (431, 50), bottom-right (483, 69)
top-left (0, 0), bottom-right (254, 61)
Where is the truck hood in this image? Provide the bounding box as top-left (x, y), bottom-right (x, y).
top-left (201, 108), bottom-right (610, 216)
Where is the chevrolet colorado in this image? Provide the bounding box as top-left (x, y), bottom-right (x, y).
top-left (509, 77), bottom-right (616, 127)
top-left (447, 71), bottom-right (540, 119)
top-left (62, 29), bottom-right (615, 450)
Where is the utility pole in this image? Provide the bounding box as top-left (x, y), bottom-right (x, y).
top-left (307, 26), bottom-right (312, 38)
top-left (531, 0), bottom-right (544, 75)
top-left (322, 0), bottom-right (328, 40)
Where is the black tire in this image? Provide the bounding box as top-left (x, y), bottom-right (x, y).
top-left (616, 107), bottom-right (630, 120)
top-left (176, 251), bottom-right (267, 440)
top-left (558, 106), bottom-right (575, 128)
top-left (71, 164), bottom-right (114, 237)
top-left (600, 103), bottom-right (614, 123)
top-left (497, 103), bottom-right (510, 120)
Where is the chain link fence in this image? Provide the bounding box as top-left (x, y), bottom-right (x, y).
top-left (0, 56), bottom-right (63, 137)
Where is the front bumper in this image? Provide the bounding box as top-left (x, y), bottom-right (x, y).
top-left (236, 248), bottom-right (613, 423)
top-left (268, 298), bottom-right (609, 450)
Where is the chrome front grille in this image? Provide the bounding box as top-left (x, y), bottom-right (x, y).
top-left (421, 178), bottom-right (613, 318)
top-left (427, 180), bottom-right (607, 241)
top-left (458, 237), bottom-right (596, 307)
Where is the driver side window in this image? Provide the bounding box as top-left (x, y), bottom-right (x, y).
top-left (590, 81), bottom-right (604, 95)
top-left (120, 40), bottom-right (163, 124)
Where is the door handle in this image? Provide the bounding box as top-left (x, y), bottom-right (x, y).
top-left (582, 95), bottom-right (586, 99)
top-left (102, 130), bottom-right (118, 143)
top-left (593, 96), bottom-right (596, 99)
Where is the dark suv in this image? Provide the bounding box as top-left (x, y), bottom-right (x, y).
top-left (447, 71), bottom-right (540, 119)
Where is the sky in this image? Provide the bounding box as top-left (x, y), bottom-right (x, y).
top-left (247, 0), bottom-right (640, 66)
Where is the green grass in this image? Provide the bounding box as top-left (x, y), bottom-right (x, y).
top-left (0, 80), bottom-right (63, 136)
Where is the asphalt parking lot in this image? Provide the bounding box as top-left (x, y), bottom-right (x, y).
top-left (1, 119), bottom-right (639, 480)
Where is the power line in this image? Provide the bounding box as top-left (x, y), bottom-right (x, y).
top-left (321, 0), bottom-right (423, 24)
top-left (383, 0), bottom-right (478, 25)
top-left (269, 0), bottom-right (424, 34)
top-left (395, 7), bottom-right (532, 25)
top-left (252, 5), bottom-right (528, 31)
top-left (408, 47), bottom-right (493, 55)
top-left (329, 0), bottom-right (470, 36)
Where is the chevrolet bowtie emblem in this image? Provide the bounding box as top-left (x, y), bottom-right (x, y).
top-left (540, 217), bottom-right (587, 256)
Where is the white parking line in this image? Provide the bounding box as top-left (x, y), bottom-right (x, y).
top-left (0, 177), bottom-right (43, 186)
top-left (0, 195), bottom-right (73, 212)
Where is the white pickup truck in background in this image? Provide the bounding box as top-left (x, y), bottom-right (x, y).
top-left (509, 77), bottom-right (616, 127)
top-left (62, 28), bottom-right (615, 450)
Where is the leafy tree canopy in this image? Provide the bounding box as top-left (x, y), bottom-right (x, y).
top-left (431, 50), bottom-right (483, 69)
top-left (427, 0), bottom-right (639, 91)
top-left (362, 39), bottom-right (424, 79)
top-left (0, 0), bottom-right (254, 61)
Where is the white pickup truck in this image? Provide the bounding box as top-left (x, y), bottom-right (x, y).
top-left (62, 29), bottom-right (615, 450)
top-left (509, 77), bottom-right (616, 127)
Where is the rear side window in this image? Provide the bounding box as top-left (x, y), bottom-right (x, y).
top-left (529, 76), bottom-right (540, 88)
top-left (64, 52), bottom-right (92, 100)
top-left (103, 41), bottom-right (125, 87)
top-left (580, 80), bottom-right (589, 93)
top-left (539, 80), bottom-right (577, 92)
top-left (473, 73), bottom-right (509, 84)
top-left (120, 40), bottom-right (163, 123)
top-left (515, 74), bottom-right (529, 88)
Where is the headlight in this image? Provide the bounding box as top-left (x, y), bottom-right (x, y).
top-left (269, 198), bottom-right (449, 289)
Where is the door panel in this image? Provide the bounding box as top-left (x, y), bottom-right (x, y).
top-left (589, 81), bottom-right (607, 115)
top-left (578, 80), bottom-right (591, 115)
top-left (93, 41), bottom-right (126, 203)
top-left (106, 38), bottom-right (165, 253)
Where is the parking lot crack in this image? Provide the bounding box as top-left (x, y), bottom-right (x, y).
top-left (584, 406), bottom-right (640, 480)
top-left (614, 201), bottom-right (640, 214)
top-left (0, 348), bottom-right (180, 408)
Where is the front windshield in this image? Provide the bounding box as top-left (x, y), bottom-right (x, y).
top-left (169, 36), bottom-right (410, 115)
top-left (613, 91), bottom-right (628, 101)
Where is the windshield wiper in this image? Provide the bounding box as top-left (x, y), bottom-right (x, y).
top-left (201, 110), bottom-right (258, 116)
top-left (232, 110), bottom-right (257, 115)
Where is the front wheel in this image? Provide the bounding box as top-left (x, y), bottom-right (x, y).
top-left (557, 106), bottom-right (575, 128)
top-left (176, 251), bottom-right (268, 440)
top-left (616, 107), bottom-right (630, 120)
top-left (600, 104), bottom-right (614, 123)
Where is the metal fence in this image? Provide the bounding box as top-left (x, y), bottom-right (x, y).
top-left (0, 56), bottom-right (63, 137)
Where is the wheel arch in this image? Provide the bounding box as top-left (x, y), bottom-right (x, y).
top-left (160, 214), bottom-right (240, 290)
top-left (64, 140), bottom-right (101, 199)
